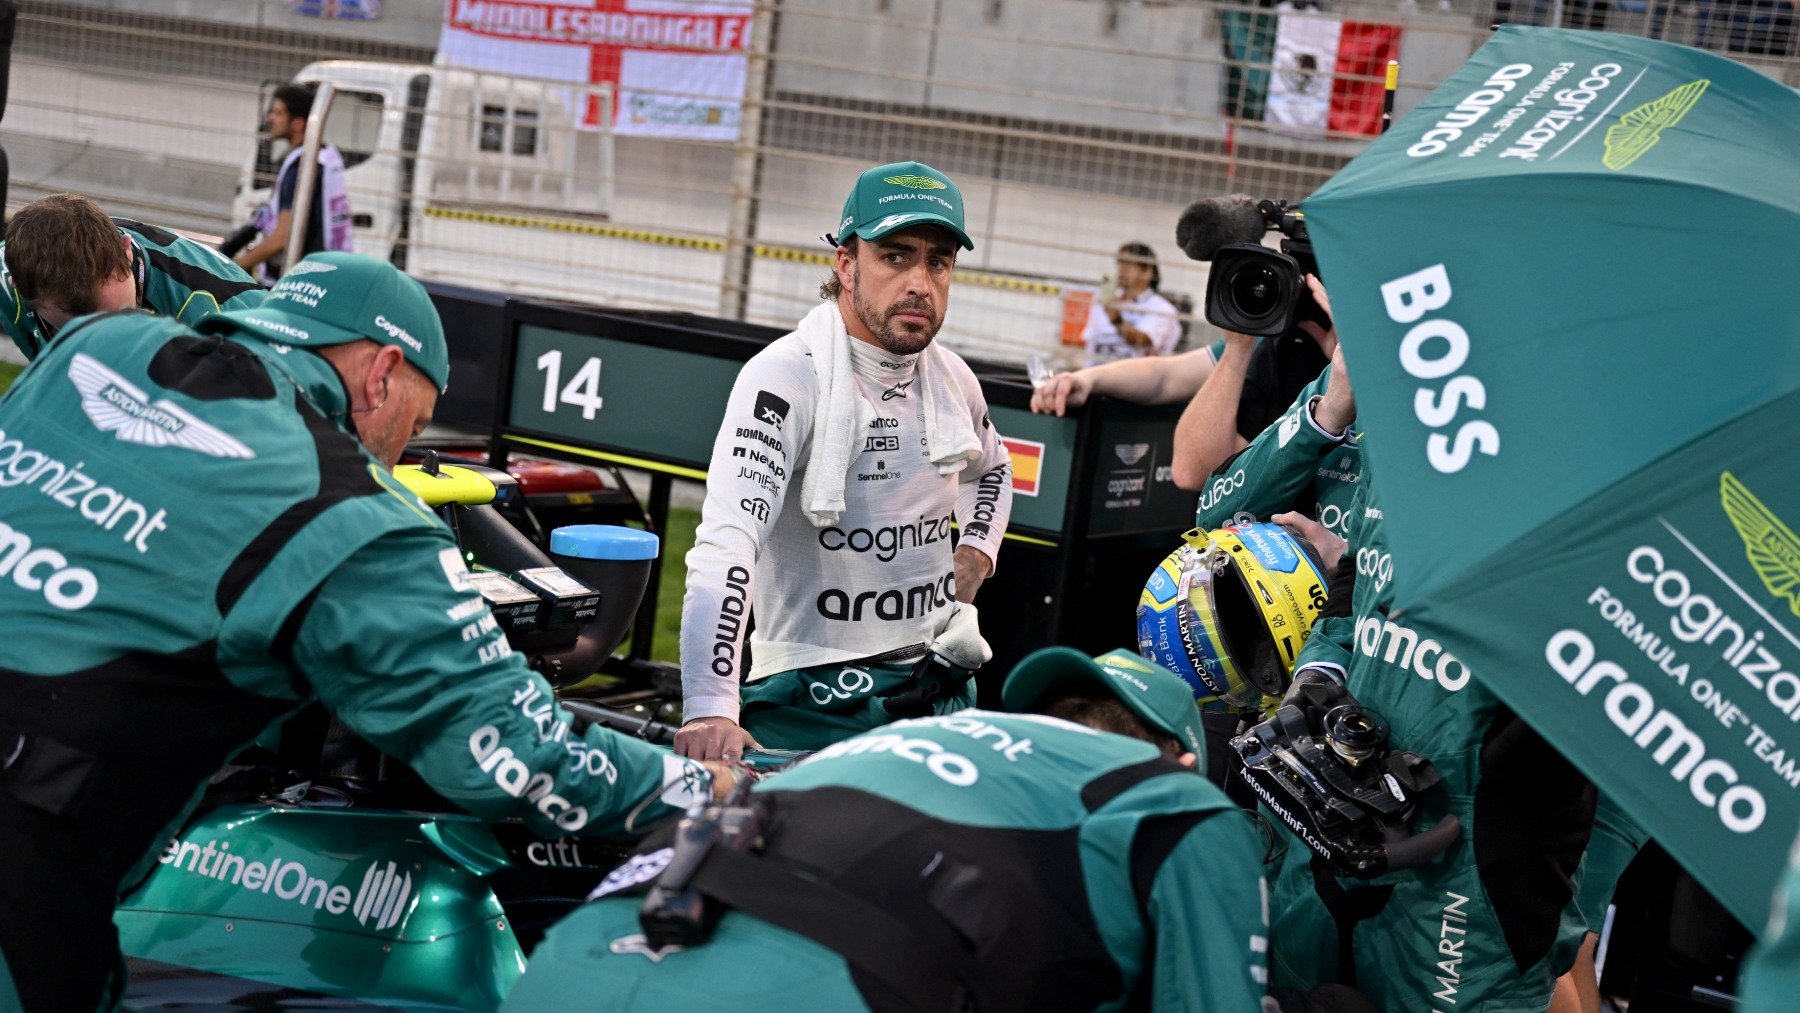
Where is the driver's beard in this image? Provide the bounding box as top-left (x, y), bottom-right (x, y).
top-left (850, 263), bottom-right (938, 356)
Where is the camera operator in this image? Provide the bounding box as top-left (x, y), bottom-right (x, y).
top-left (1173, 195), bottom-right (1335, 486)
top-left (1192, 275), bottom-right (1355, 541)
top-left (1031, 195), bottom-right (1332, 493)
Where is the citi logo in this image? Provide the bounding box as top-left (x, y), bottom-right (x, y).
top-left (353, 860), bottom-right (413, 931)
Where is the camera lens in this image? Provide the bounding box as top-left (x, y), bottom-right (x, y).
top-left (1227, 264), bottom-right (1283, 318)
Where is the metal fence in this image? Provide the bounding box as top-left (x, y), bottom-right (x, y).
top-left (7, 0), bottom-right (1795, 365)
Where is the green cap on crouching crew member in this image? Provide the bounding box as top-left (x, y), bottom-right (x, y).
top-left (212, 252), bottom-right (450, 394)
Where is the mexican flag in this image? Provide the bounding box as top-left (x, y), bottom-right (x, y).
top-left (1219, 3), bottom-right (1400, 137)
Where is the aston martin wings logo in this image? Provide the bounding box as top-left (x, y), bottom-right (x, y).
top-left (1721, 471), bottom-right (1800, 617)
top-left (68, 353), bottom-right (255, 459)
top-left (1603, 79), bottom-right (1709, 170)
top-left (883, 174), bottom-right (946, 190)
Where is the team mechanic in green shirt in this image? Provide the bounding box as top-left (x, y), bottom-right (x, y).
top-left (1188, 293), bottom-right (1640, 1009)
top-left (0, 192), bottom-right (266, 362)
top-left (507, 647), bottom-right (1283, 1012)
top-left (0, 253), bottom-right (731, 1011)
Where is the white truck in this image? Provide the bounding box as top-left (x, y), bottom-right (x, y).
top-left (233, 61), bottom-right (630, 298)
top-left (233, 61), bottom-right (1127, 362)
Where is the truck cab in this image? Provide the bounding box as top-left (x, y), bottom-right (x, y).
top-left (232, 61), bottom-right (615, 273)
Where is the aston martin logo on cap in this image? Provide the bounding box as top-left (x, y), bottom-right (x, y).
top-left (884, 174), bottom-right (946, 190)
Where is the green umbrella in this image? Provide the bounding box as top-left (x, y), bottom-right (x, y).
top-left (1302, 25), bottom-right (1800, 928)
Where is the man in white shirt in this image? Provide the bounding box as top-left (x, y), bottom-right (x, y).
top-left (676, 161), bottom-right (1014, 762)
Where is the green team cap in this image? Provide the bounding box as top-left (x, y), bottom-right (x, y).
top-left (835, 160), bottom-right (974, 252)
top-left (215, 252), bottom-right (450, 393)
top-left (1002, 647), bottom-right (1207, 762)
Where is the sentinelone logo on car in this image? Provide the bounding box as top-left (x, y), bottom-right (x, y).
top-left (157, 836), bottom-right (413, 932)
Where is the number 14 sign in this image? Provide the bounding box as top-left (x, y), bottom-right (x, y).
top-left (535, 349), bottom-right (605, 420)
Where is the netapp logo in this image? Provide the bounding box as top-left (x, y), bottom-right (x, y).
top-left (731, 445), bottom-right (787, 480)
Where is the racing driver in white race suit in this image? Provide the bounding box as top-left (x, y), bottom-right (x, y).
top-left (677, 160), bottom-right (1013, 761)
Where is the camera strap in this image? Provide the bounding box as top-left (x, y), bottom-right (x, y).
top-left (684, 844), bottom-right (978, 1012)
top-left (1306, 856), bottom-right (1395, 988)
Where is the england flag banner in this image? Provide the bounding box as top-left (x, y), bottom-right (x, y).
top-left (439, 0), bottom-right (754, 141)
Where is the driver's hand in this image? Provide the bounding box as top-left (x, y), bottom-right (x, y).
top-left (675, 716), bottom-right (760, 762)
top-left (700, 761), bottom-right (745, 800)
top-left (1029, 370), bottom-right (1093, 416)
top-left (1273, 510), bottom-right (1347, 574)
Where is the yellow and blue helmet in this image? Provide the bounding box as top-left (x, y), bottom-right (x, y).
top-left (1137, 521), bottom-right (1327, 710)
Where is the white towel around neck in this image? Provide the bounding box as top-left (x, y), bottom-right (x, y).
top-left (798, 301), bottom-right (981, 528)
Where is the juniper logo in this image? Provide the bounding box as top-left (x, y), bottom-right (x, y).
top-left (353, 860), bottom-right (413, 931)
top-left (884, 174), bottom-right (945, 190)
top-left (1604, 79), bottom-right (1708, 170)
top-left (1721, 471), bottom-right (1800, 617)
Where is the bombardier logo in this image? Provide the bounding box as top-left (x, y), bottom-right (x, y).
top-left (353, 860), bottom-right (413, 931)
top-left (70, 354), bottom-right (255, 459)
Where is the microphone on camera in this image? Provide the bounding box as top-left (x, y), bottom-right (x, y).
top-left (1175, 194), bottom-right (1268, 262)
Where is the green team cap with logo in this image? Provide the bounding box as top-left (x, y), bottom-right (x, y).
top-left (1002, 646), bottom-right (1207, 762)
top-left (214, 251), bottom-right (450, 393)
top-left (835, 160), bottom-right (974, 252)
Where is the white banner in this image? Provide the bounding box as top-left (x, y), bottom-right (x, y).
top-left (438, 0), bottom-right (754, 141)
top-left (1264, 11), bottom-right (1342, 135)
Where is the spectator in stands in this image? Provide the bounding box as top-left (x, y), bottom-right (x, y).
top-left (1032, 273), bottom-right (1333, 492)
top-left (1080, 241), bottom-right (1184, 366)
top-left (235, 83), bottom-right (354, 283)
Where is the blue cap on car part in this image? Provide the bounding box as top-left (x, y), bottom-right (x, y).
top-left (549, 525), bottom-right (660, 561)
